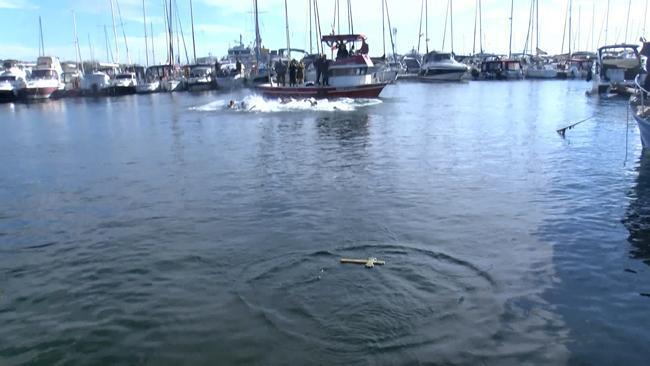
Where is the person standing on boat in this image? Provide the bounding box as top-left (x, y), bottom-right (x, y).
top-left (289, 60), bottom-right (297, 87)
top-left (359, 39), bottom-right (369, 55)
top-left (296, 61), bottom-right (305, 85)
top-left (337, 42), bottom-right (348, 60)
top-left (275, 60), bottom-right (286, 86)
top-left (314, 56), bottom-right (322, 85)
top-left (235, 58), bottom-right (242, 74)
top-left (322, 55), bottom-right (330, 86)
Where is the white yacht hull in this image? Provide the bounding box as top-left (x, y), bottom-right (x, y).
top-left (419, 70), bottom-right (466, 82)
top-left (136, 81), bottom-right (160, 94)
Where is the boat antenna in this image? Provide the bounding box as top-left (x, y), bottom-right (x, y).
top-left (508, 0), bottom-right (513, 58)
top-left (625, 0), bottom-right (632, 44)
top-left (109, 0), bottom-right (120, 64)
top-left (142, 0), bottom-right (149, 67)
top-left (39, 16), bottom-right (45, 57)
top-left (190, 0), bottom-right (197, 64)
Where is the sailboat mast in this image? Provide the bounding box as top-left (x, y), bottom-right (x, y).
top-left (605, 0), bottom-right (609, 45)
top-left (115, 0), bottom-right (131, 65)
top-left (625, 0), bottom-right (632, 43)
top-left (88, 33), bottom-right (95, 63)
top-left (190, 0), bottom-right (197, 64)
top-left (509, 0), bottom-right (513, 58)
top-left (39, 16), bottom-right (45, 56)
top-left (473, 0), bottom-right (478, 55)
top-left (309, 0), bottom-right (313, 54)
top-left (425, 0), bottom-right (428, 53)
top-left (536, 0), bottom-right (539, 55)
top-left (644, 0), bottom-right (648, 37)
top-left (416, 0), bottom-right (423, 54)
top-left (109, 0), bottom-right (120, 64)
top-left (382, 0), bottom-right (386, 56)
top-left (254, 0), bottom-right (261, 67)
top-left (479, 0), bottom-right (483, 53)
top-left (151, 22), bottom-right (156, 64)
top-left (104, 25), bottom-right (112, 62)
top-left (143, 0), bottom-right (149, 67)
top-left (569, 0), bottom-right (573, 57)
top-left (450, 0), bottom-right (454, 54)
top-left (73, 11), bottom-right (84, 73)
top-left (284, 0), bottom-right (291, 59)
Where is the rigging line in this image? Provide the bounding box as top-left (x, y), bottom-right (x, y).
top-left (385, 0), bottom-right (396, 61)
top-left (442, 0), bottom-right (449, 52)
top-left (417, 0), bottom-right (423, 55)
top-left (174, 0), bottom-right (190, 64)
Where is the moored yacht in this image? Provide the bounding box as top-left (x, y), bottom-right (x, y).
top-left (589, 44), bottom-right (640, 96)
top-left (187, 65), bottom-right (215, 91)
top-left (0, 62), bottom-right (27, 101)
top-left (257, 34), bottom-right (388, 99)
top-left (108, 71), bottom-right (137, 95)
top-left (478, 57), bottom-right (523, 80)
top-left (525, 58), bottom-right (557, 79)
top-left (418, 51), bottom-right (468, 82)
top-left (18, 56), bottom-right (64, 100)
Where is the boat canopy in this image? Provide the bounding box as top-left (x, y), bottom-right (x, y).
top-left (321, 34), bottom-right (366, 47)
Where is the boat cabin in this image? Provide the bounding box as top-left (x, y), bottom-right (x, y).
top-left (596, 44), bottom-right (641, 83)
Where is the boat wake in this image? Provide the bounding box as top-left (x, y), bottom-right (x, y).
top-left (189, 94), bottom-right (382, 113)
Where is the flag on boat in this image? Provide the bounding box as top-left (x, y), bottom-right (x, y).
top-left (536, 47), bottom-right (548, 56)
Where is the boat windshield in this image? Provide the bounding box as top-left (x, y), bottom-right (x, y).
top-left (425, 53), bottom-right (452, 63)
top-left (31, 69), bottom-right (55, 79)
top-left (115, 74), bottom-right (134, 80)
top-left (0, 76), bottom-right (16, 82)
top-left (601, 47), bottom-right (638, 60)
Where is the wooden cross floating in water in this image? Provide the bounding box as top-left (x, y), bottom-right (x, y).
top-left (340, 257), bottom-right (385, 268)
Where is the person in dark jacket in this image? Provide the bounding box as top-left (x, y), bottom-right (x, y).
top-left (336, 42), bottom-right (348, 60)
top-left (314, 56), bottom-right (322, 85)
top-left (289, 59), bottom-right (297, 86)
top-left (321, 55), bottom-right (330, 86)
top-left (359, 39), bottom-right (369, 55)
top-left (275, 60), bottom-right (286, 86)
top-left (296, 60), bottom-right (305, 85)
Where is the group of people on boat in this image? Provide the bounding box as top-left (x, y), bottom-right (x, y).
top-left (274, 59), bottom-right (305, 87)
top-left (335, 39), bottom-right (369, 60)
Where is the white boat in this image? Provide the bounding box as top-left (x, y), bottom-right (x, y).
top-left (215, 62), bottom-right (245, 89)
top-left (108, 72), bottom-right (137, 95)
top-left (372, 59), bottom-right (401, 83)
top-left (81, 63), bottom-right (119, 96)
top-left (589, 44), bottom-right (640, 96)
top-left (526, 61), bottom-right (558, 79)
top-left (257, 34), bottom-right (388, 99)
top-left (419, 52), bottom-right (468, 82)
top-left (18, 56), bottom-right (64, 100)
top-left (187, 65), bottom-right (215, 91)
top-left (0, 63), bottom-right (27, 101)
top-left (630, 75), bottom-right (650, 148)
top-left (478, 58), bottom-right (524, 80)
top-left (398, 56), bottom-right (421, 80)
top-left (162, 78), bottom-right (184, 92)
top-left (136, 80), bottom-right (160, 94)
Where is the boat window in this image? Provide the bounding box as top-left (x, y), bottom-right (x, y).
top-left (116, 74), bottom-right (134, 80)
top-left (31, 69), bottom-right (55, 79)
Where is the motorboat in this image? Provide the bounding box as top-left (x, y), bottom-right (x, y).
top-left (187, 65), bottom-right (215, 91)
top-left (0, 62), bottom-right (27, 101)
top-left (418, 51), bottom-right (469, 82)
top-left (257, 34), bottom-right (388, 99)
top-left (17, 56), bottom-right (64, 100)
top-left (478, 58), bottom-right (524, 80)
top-left (590, 44), bottom-right (641, 96)
top-left (630, 75), bottom-right (650, 148)
top-left (371, 58), bottom-right (401, 83)
top-left (81, 63), bottom-right (119, 96)
top-left (398, 56), bottom-right (421, 79)
top-left (567, 52), bottom-right (595, 79)
top-left (108, 72), bottom-right (137, 95)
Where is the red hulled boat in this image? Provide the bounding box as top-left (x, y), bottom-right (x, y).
top-left (257, 34), bottom-right (388, 99)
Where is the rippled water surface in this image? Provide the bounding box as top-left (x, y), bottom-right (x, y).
top-left (1, 81), bottom-right (650, 365)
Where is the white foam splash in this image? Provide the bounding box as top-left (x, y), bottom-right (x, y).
top-left (190, 95), bottom-right (382, 113)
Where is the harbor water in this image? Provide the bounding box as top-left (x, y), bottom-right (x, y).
top-left (1, 80), bottom-right (649, 365)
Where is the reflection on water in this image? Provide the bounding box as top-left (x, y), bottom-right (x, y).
top-left (624, 153), bottom-right (650, 265)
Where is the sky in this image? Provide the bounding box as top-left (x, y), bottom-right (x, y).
top-left (0, 0), bottom-right (648, 64)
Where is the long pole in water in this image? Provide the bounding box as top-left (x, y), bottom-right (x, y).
top-left (284, 0), bottom-right (291, 59)
top-left (143, 0), bottom-right (149, 67)
top-left (625, 0), bottom-right (632, 43)
top-left (509, 0), bottom-right (513, 58)
top-left (109, 0), bottom-right (120, 64)
top-left (190, 0), bottom-right (196, 64)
